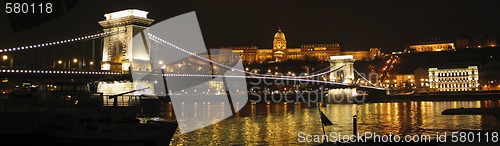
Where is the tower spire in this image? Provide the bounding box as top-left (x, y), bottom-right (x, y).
top-left (278, 26), bottom-right (281, 32)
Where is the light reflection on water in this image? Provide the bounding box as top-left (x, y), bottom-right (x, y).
top-left (164, 100), bottom-right (500, 145)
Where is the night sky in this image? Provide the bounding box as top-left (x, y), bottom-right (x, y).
top-left (1, 0), bottom-right (500, 53)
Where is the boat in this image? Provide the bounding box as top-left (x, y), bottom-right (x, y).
top-left (0, 82), bottom-right (178, 146)
top-left (39, 107), bottom-right (177, 146)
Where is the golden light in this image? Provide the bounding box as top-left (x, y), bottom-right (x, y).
top-left (158, 60), bottom-right (163, 65)
top-left (89, 61), bottom-right (94, 65)
top-left (57, 60), bottom-right (62, 64)
top-left (73, 59), bottom-right (78, 63)
top-left (2, 55), bottom-right (7, 60)
top-left (104, 9), bottom-right (148, 20)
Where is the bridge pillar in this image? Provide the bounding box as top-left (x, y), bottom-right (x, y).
top-left (98, 9), bottom-right (154, 74)
top-left (329, 55), bottom-right (355, 84)
top-left (96, 9), bottom-right (156, 97)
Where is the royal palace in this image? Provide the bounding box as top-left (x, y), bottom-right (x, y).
top-left (222, 28), bottom-right (381, 63)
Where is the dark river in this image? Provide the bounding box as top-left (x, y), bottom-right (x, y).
top-left (162, 100), bottom-right (500, 145)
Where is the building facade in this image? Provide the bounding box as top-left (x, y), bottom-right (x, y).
top-left (414, 68), bottom-right (430, 92)
top-left (383, 68), bottom-right (430, 92)
top-left (340, 48), bottom-right (381, 61)
top-left (428, 66), bottom-right (479, 92)
top-left (455, 35), bottom-right (498, 49)
top-left (409, 41), bottom-right (455, 52)
top-left (224, 28), bottom-right (380, 63)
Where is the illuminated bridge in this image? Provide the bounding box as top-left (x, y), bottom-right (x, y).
top-left (0, 9), bottom-right (384, 99)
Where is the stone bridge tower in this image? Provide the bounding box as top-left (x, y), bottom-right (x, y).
top-left (329, 55), bottom-right (355, 84)
top-left (99, 9), bottom-right (154, 73)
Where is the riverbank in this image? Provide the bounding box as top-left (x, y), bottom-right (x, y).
top-left (158, 90), bottom-right (500, 104)
top-left (366, 91), bottom-right (500, 103)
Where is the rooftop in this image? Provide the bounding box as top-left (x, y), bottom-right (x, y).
top-left (104, 9), bottom-right (149, 20)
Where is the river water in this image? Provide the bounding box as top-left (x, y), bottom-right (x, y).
top-left (164, 100), bottom-right (500, 145)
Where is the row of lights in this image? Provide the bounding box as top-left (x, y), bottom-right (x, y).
top-left (161, 73), bottom-right (349, 86)
top-left (147, 33), bottom-right (350, 83)
top-left (0, 28), bottom-right (126, 53)
top-left (55, 59), bottom-right (93, 65)
top-left (147, 33), bottom-right (247, 74)
top-left (0, 69), bottom-right (120, 75)
top-left (147, 33), bottom-right (315, 78)
top-left (161, 72), bottom-right (382, 89)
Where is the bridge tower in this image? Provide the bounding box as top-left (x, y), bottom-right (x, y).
top-left (99, 9), bottom-right (154, 73)
top-left (329, 55), bottom-right (355, 84)
top-left (326, 55), bottom-right (358, 103)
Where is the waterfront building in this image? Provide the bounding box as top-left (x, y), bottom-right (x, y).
top-left (223, 28), bottom-right (380, 63)
top-left (414, 68), bottom-right (430, 92)
top-left (384, 74), bottom-right (415, 90)
top-left (396, 74), bottom-right (415, 89)
top-left (383, 68), bottom-right (430, 92)
top-left (428, 66), bottom-right (479, 92)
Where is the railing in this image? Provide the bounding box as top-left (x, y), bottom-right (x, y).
top-left (102, 95), bottom-right (142, 107)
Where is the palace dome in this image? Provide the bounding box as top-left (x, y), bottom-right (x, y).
top-left (274, 28), bottom-right (286, 41)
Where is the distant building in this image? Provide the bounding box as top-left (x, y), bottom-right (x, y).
top-left (428, 66), bottom-right (479, 92)
top-left (455, 35), bottom-right (498, 49)
top-left (414, 68), bottom-right (430, 92)
top-left (408, 39), bottom-right (455, 52)
top-left (384, 68), bottom-right (430, 92)
top-left (224, 28), bottom-right (380, 63)
top-left (340, 48), bottom-right (381, 61)
top-left (396, 74), bottom-right (415, 89)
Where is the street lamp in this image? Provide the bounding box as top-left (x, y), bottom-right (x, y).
top-left (71, 58), bottom-right (79, 69)
top-left (89, 61), bottom-right (94, 70)
top-left (58, 60), bottom-right (63, 64)
top-left (2, 55), bottom-right (11, 68)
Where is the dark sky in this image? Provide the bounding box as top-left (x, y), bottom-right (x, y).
top-left (1, 0), bottom-right (500, 53)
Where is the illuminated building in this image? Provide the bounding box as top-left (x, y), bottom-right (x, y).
top-left (428, 66), bottom-right (479, 92)
top-left (409, 41), bottom-right (455, 52)
top-left (383, 68), bottom-right (430, 92)
top-left (456, 35), bottom-right (497, 49)
top-left (301, 44), bottom-right (341, 61)
top-left (340, 48), bottom-right (381, 61)
top-left (224, 28), bottom-right (380, 63)
top-left (396, 74), bottom-right (415, 89)
top-left (414, 68), bottom-right (430, 92)
top-left (384, 74), bottom-right (415, 90)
